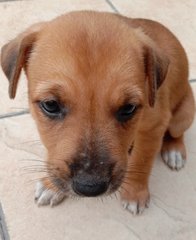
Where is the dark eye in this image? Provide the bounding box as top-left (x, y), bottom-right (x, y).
top-left (39, 100), bottom-right (66, 119)
top-left (116, 104), bottom-right (137, 123)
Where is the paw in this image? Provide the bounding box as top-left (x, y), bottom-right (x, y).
top-left (161, 135), bottom-right (186, 171)
top-left (121, 185), bottom-right (150, 215)
top-left (35, 181), bottom-right (66, 207)
top-left (161, 150), bottom-right (185, 170)
top-left (122, 199), bottom-right (149, 215)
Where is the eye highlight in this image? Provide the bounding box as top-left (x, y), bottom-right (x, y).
top-left (39, 100), bottom-right (66, 119)
top-left (116, 104), bottom-right (137, 123)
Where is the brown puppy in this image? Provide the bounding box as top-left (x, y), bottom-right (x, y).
top-left (1, 11), bottom-right (195, 215)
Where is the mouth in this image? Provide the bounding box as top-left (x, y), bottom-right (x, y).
top-left (49, 169), bottom-right (125, 198)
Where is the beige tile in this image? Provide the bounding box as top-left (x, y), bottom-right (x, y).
top-left (0, 86), bottom-right (195, 240)
top-left (110, 0), bottom-right (196, 79)
top-left (0, 0), bottom-right (112, 115)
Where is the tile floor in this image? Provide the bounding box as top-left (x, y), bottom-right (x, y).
top-left (0, 1), bottom-right (195, 239)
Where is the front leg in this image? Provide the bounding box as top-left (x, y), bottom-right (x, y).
top-left (121, 129), bottom-right (164, 215)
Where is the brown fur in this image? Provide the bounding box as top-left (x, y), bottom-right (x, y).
top-left (1, 11), bottom-right (195, 213)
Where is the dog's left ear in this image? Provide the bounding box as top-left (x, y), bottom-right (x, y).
top-left (1, 22), bottom-right (45, 99)
top-left (143, 46), bottom-right (169, 107)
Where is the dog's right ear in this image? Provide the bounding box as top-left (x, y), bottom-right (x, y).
top-left (1, 23), bottom-right (45, 99)
top-left (143, 45), bottom-right (169, 107)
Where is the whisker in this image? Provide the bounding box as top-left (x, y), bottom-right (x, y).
top-left (20, 159), bottom-right (46, 163)
top-left (114, 192), bottom-right (118, 200)
top-left (20, 159), bottom-right (56, 167)
top-left (119, 185), bottom-right (129, 194)
top-left (116, 188), bottom-right (122, 195)
top-left (10, 107), bottom-right (29, 110)
top-left (21, 164), bottom-right (48, 168)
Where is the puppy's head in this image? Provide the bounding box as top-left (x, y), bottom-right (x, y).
top-left (1, 11), bottom-right (169, 197)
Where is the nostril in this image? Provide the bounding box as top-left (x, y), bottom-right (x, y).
top-left (72, 177), bottom-right (108, 197)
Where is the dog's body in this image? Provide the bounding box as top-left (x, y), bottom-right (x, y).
top-left (1, 11), bottom-right (195, 214)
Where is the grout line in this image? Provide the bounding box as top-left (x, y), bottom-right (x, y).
top-left (0, 203), bottom-right (10, 240)
top-left (190, 79), bottom-right (196, 83)
top-left (0, 110), bottom-right (29, 119)
top-left (0, 0), bottom-right (23, 2)
top-left (105, 0), bottom-right (120, 13)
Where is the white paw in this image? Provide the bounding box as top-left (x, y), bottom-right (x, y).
top-left (162, 150), bottom-right (185, 170)
top-left (122, 200), bottom-right (149, 215)
top-left (35, 181), bottom-right (66, 207)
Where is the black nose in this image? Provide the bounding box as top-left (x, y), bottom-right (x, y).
top-left (72, 175), bottom-right (108, 197)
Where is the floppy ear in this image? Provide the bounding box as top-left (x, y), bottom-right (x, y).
top-left (1, 23), bottom-right (45, 99)
top-left (143, 46), bottom-right (169, 107)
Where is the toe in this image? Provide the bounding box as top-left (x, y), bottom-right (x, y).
top-left (35, 180), bottom-right (66, 207)
top-left (175, 151), bottom-right (185, 170)
top-left (37, 189), bottom-right (55, 206)
top-left (35, 181), bottom-right (45, 201)
top-left (122, 200), bottom-right (148, 215)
